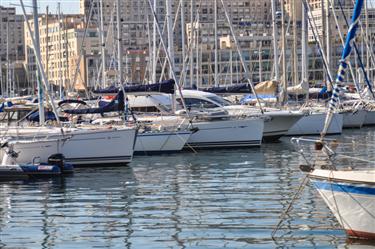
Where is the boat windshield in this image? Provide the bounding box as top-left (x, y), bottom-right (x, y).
top-left (206, 96), bottom-right (232, 106)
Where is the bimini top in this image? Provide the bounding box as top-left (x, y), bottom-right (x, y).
top-left (93, 79), bottom-right (175, 94)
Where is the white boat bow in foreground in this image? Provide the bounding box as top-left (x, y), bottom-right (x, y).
top-left (309, 169), bottom-right (375, 240)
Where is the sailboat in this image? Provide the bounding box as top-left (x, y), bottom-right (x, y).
top-left (0, 0), bottom-right (138, 167)
top-left (298, 0), bottom-right (375, 240)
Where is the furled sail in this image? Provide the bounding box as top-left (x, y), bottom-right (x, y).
top-left (321, 0), bottom-right (364, 138)
top-left (93, 79), bottom-right (175, 94)
top-left (198, 83), bottom-right (253, 94)
top-left (287, 80), bottom-right (309, 95)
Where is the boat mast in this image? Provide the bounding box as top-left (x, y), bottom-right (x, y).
top-left (166, 0), bottom-right (175, 79)
top-left (46, 6), bottom-right (49, 87)
top-left (271, 0), bottom-right (279, 81)
top-left (181, 0), bottom-right (186, 86)
top-left (6, 8), bottom-right (10, 96)
top-left (99, 0), bottom-right (106, 87)
top-left (365, 0), bottom-right (370, 76)
top-left (189, 0), bottom-right (194, 88)
top-left (0, 60), bottom-right (2, 96)
top-left (321, 0), bottom-right (364, 138)
top-left (146, 0), bottom-right (189, 113)
top-left (116, 0), bottom-right (123, 84)
top-left (218, 0), bottom-right (263, 112)
top-left (328, 0), bottom-right (361, 96)
top-left (20, 0), bottom-right (60, 125)
top-left (301, 2), bottom-right (308, 83)
top-left (196, 11), bottom-right (200, 88)
top-left (259, 44), bottom-right (262, 82)
top-left (325, 0), bottom-right (331, 81)
top-left (214, 0), bottom-right (218, 86)
top-left (64, 16), bottom-right (69, 97)
top-left (302, 1), bottom-right (309, 101)
top-left (32, 0), bottom-right (45, 125)
top-left (281, 0), bottom-right (287, 103)
top-left (58, 3), bottom-right (63, 98)
top-left (292, 0), bottom-right (298, 86)
top-left (152, 0), bottom-right (157, 83)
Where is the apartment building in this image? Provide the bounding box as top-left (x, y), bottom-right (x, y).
top-left (24, 15), bottom-right (101, 92)
top-left (0, 6), bottom-right (25, 62)
top-left (79, 0), bottom-right (273, 84)
top-left (0, 6), bottom-right (27, 95)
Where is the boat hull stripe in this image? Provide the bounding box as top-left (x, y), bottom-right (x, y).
top-left (346, 229), bottom-right (375, 239)
top-left (313, 180), bottom-right (375, 196)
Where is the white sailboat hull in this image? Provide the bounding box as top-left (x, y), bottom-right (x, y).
top-left (262, 111), bottom-right (303, 141)
top-left (2, 128), bottom-right (137, 166)
top-left (135, 130), bottom-right (191, 154)
top-left (342, 110), bottom-right (367, 128)
top-left (225, 107), bottom-right (303, 141)
top-left (186, 118), bottom-right (264, 148)
top-left (309, 169), bottom-right (375, 239)
top-left (287, 113), bottom-right (343, 136)
top-left (363, 110), bottom-right (375, 126)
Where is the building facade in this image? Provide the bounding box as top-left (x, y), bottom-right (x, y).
top-left (76, 0), bottom-right (375, 87)
top-left (24, 15), bottom-right (101, 93)
top-left (0, 6), bottom-right (26, 96)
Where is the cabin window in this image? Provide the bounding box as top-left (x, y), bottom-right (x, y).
top-left (131, 106), bottom-right (160, 113)
top-left (178, 98), bottom-right (219, 109)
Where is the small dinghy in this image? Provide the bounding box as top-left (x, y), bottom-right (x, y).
top-left (0, 154), bottom-right (74, 180)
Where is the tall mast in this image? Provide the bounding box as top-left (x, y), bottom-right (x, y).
top-left (32, 0), bottom-right (45, 125)
top-left (292, 0), bottom-right (298, 85)
top-left (365, 0), bottom-right (370, 75)
top-left (271, 0), bottom-right (279, 81)
top-left (99, 0), bottom-right (106, 87)
top-left (181, 0), bottom-right (186, 86)
top-left (152, 0), bottom-right (157, 83)
top-left (116, 0), bottom-right (123, 84)
top-left (46, 6), bottom-right (49, 85)
top-left (58, 3), bottom-right (63, 98)
top-left (0, 60), bottom-right (3, 96)
top-left (21, 0), bottom-right (60, 125)
top-left (301, 2), bottom-right (308, 82)
top-left (325, 0), bottom-right (331, 80)
top-left (0, 8), bottom-right (2, 95)
top-left (302, 1), bottom-right (309, 102)
top-left (281, 0), bottom-right (287, 103)
top-left (321, 0), bottom-right (364, 138)
top-left (218, 0), bottom-right (264, 112)
top-left (214, 0), bottom-right (218, 86)
top-left (196, 11), bottom-right (199, 87)
top-left (189, 0), bottom-right (194, 87)
top-left (64, 16), bottom-right (69, 96)
top-left (6, 8), bottom-right (10, 96)
top-left (259, 44), bottom-right (262, 82)
top-left (166, 0), bottom-right (174, 79)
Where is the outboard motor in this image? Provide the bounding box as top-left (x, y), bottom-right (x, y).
top-left (48, 154), bottom-right (65, 173)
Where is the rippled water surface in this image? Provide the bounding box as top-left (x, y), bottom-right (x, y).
top-left (1, 129), bottom-right (375, 248)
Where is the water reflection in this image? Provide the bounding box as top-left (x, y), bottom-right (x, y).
top-left (0, 129), bottom-right (374, 248)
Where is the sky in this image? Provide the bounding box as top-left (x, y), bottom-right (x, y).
top-left (0, 0), bottom-right (80, 14)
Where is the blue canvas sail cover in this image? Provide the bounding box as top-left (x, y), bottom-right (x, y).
top-left (93, 79), bottom-right (175, 94)
top-left (63, 91), bottom-right (125, 115)
top-left (0, 101), bottom-right (13, 112)
top-left (27, 111), bottom-right (68, 122)
top-left (196, 83), bottom-right (252, 94)
top-left (58, 99), bottom-right (87, 107)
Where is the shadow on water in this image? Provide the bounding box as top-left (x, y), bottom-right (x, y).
top-left (0, 129), bottom-right (374, 248)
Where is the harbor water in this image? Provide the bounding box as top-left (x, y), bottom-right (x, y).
top-left (1, 129), bottom-right (375, 248)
